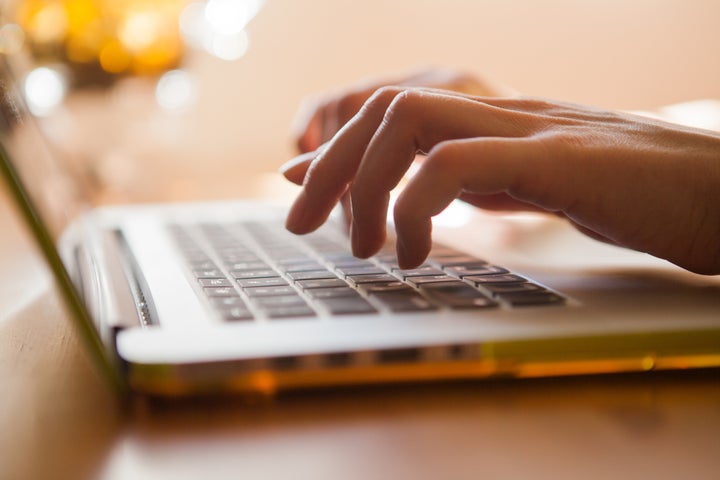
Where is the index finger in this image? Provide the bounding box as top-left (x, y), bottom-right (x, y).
top-left (285, 86), bottom-right (406, 234)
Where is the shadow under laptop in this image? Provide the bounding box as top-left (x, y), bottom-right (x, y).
top-left (0, 287), bottom-right (123, 480)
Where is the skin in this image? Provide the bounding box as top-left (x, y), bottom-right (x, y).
top-left (281, 70), bottom-right (720, 275)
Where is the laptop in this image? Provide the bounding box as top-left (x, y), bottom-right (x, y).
top-left (1, 56), bottom-right (719, 399)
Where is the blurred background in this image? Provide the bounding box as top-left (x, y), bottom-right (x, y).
top-left (3, 0), bottom-right (720, 203)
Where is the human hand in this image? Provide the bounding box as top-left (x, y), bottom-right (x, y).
top-left (291, 68), bottom-right (517, 154)
top-left (286, 69), bottom-right (517, 227)
top-left (282, 87), bottom-right (720, 275)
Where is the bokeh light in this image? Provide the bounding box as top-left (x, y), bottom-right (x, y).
top-left (180, 0), bottom-right (261, 61)
top-left (24, 66), bottom-right (67, 116)
top-left (155, 69), bottom-right (196, 110)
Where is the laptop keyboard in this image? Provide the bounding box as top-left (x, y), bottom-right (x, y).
top-left (168, 221), bottom-right (565, 322)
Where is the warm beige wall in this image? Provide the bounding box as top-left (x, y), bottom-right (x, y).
top-left (63, 0), bottom-right (720, 199)
top-left (191, 0), bottom-right (719, 172)
top-left (242, 0), bottom-right (720, 108)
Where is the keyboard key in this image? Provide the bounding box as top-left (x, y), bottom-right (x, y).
top-left (332, 258), bottom-right (377, 268)
top-left (221, 306), bottom-right (254, 321)
top-left (421, 282), bottom-right (497, 309)
top-left (231, 269), bottom-right (278, 279)
top-left (359, 281), bottom-right (414, 294)
top-left (287, 270), bottom-right (339, 281)
top-left (465, 274), bottom-right (526, 285)
top-left (445, 265), bottom-right (509, 277)
top-left (244, 285), bottom-right (298, 297)
top-left (193, 269), bottom-right (224, 279)
top-left (388, 263), bottom-right (432, 271)
top-left (405, 275), bottom-right (458, 286)
top-left (347, 273), bottom-right (398, 284)
top-left (373, 291), bottom-right (437, 312)
top-left (204, 287), bottom-right (239, 297)
top-left (264, 305), bottom-right (317, 319)
top-left (198, 278), bottom-right (232, 287)
top-left (318, 297), bottom-right (378, 315)
top-left (498, 291), bottom-right (565, 307)
top-left (395, 267), bottom-right (445, 279)
top-left (225, 261), bottom-right (269, 271)
top-left (237, 277), bottom-right (288, 288)
top-left (210, 296), bottom-right (246, 307)
top-left (483, 282), bottom-right (545, 296)
top-left (336, 266), bottom-right (386, 277)
top-left (304, 287), bottom-right (360, 299)
top-left (297, 278), bottom-right (349, 289)
top-left (252, 295), bottom-right (308, 307)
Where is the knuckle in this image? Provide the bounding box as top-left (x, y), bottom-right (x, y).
top-left (368, 85), bottom-right (403, 104)
top-left (385, 89), bottom-right (422, 121)
top-left (425, 140), bottom-right (464, 171)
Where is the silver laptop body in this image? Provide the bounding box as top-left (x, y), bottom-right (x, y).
top-left (1, 55), bottom-right (719, 398)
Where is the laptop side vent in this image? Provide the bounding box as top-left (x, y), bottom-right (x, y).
top-left (114, 230), bottom-right (157, 327)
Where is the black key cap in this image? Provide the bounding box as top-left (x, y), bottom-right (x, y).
top-left (304, 287), bottom-right (360, 299)
top-left (336, 266), bottom-right (386, 277)
top-left (225, 261), bottom-right (269, 271)
top-left (332, 258), bottom-right (377, 268)
top-left (388, 263), bottom-right (432, 271)
top-left (204, 287), bottom-right (239, 297)
top-left (287, 270), bottom-right (339, 281)
top-left (319, 297), bottom-right (377, 315)
top-left (483, 282), bottom-right (545, 296)
top-left (373, 291), bottom-right (437, 312)
top-left (210, 296), bottom-right (246, 307)
top-left (231, 269), bottom-right (278, 280)
top-left (198, 278), bottom-right (232, 287)
top-left (405, 275), bottom-right (458, 286)
top-left (422, 282), bottom-right (497, 309)
top-left (359, 281), bottom-right (413, 294)
top-left (445, 265), bottom-right (509, 277)
top-left (297, 278), bottom-right (349, 289)
top-left (396, 267), bottom-right (445, 279)
top-left (252, 295), bottom-right (308, 307)
top-left (237, 277), bottom-right (288, 288)
top-left (465, 274), bottom-right (526, 285)
top-left (193, 269), bottom-right (224, 279)
top-left (244, 285), bottom-right (298, 297)
top-left (347, 273), bottom-right (398, 284)
top-left (221, 307), bottom-right (255, 321)
top-left (264, 305), bottom-right (316, 319)
top-left (499, 291), bottom-right (565, 307)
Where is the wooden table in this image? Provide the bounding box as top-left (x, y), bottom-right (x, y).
top-left (2, 1), bottom-right (720, 478)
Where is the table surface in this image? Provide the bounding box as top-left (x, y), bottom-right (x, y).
top-left (2, 1), bottom-right (720, 479)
